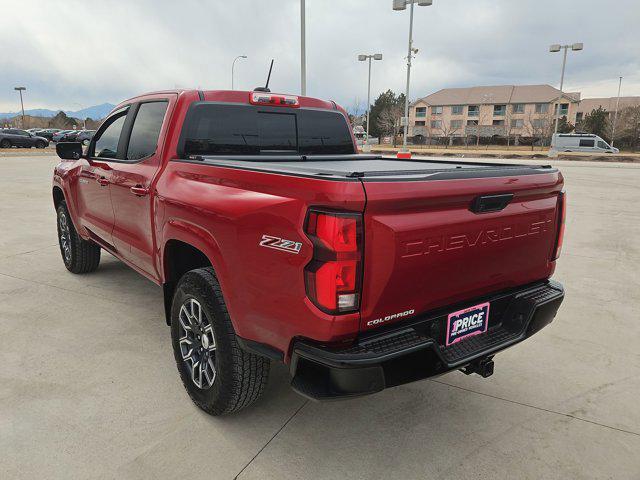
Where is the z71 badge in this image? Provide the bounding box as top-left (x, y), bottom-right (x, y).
top-left (259, 235), bottom-right (302, 254)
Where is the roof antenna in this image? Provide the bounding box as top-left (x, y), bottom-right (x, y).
top-left (254, 59), bottom-right (274, 92)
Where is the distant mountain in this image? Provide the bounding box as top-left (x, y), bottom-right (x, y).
top-left (0, 103), bottom-right (115, 120)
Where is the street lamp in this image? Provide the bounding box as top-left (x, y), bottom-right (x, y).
top-left (231, 55), bottom-right (247, 90)
top-left (358, 53), bottom-right (383, 151)
top-left (393, 0), bottom-right (433, 156)
top-left (301, 0), bottom-right (306, 96)
top-left (611, 76), bottom-right (623, 147)
top-left (549, 42), bottom-right (583, 137)
top-left (14, 87), bottom-right (26, 128)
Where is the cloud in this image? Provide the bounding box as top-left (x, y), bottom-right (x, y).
top-left (1, 0), bottom-right (639, 112)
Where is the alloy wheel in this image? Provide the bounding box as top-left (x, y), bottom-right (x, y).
top-left (178, 298), bottom-right (217, 389)
top-left (58, 211), bottom-right (72, 263)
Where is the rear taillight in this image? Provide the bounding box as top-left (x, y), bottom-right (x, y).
top-left (304, 210), bottom-right (363, 314)
top-left (553, 191), bottom-right (566, 260)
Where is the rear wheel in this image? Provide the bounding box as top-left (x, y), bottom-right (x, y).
top-left (56, 201), bottom-right (101, 273)
top-left (0, 139), bottom-right (11, 148)
top-left (170, 267), bottom-right (270, 415)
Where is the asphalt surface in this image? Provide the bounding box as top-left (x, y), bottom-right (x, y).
top-left (1, 154), bottom-right (639, 479)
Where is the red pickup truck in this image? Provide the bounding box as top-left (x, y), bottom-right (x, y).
top-left (53, 89), bottom-right (565, 415)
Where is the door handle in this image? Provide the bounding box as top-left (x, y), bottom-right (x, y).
top-left (97, 176), bottom-right (109, 186)
top-left (130, 185), bottom-right (149, 197)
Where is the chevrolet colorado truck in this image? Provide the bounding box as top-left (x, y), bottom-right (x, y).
top-left (53, 89), bottom-right (566, 415)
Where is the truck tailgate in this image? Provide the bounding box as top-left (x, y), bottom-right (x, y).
top-left (360, 170), bottom-right (563, 331)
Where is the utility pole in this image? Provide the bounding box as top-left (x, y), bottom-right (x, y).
top-left (14, 87), bottom-right (26, 128)
top-left (549, 43), bottom-right (583, 137)
top-left (393, 0), bottom-right (433, 156)
top-left (358, 53), bottom-right (383, 152)
top-left (611, 76), bottom-right (623, 147)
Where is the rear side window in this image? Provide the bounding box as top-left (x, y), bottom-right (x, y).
top-left (180, 104), bottom-right (354, 157)
top-left (127, 101), bottom-right (168, 160)
top-left (579, 139), bottom-right (595, 147)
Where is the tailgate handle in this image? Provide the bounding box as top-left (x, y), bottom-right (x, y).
top-left (470, 194), bottom-right (514, 213)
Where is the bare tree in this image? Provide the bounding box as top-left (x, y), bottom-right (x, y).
top-left (438, 120), bottom-right (461, 148)
top-left (525, 111), bottom-right (554, 149)
top-left (619, 105), bottom-right (640, 151)
top-left (377, 104), bottom-right (403, 145)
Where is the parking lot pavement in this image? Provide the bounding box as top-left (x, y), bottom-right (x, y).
top-left (1, 154), bottom-right (639, 479)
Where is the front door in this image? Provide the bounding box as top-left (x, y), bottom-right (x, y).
top-left (108, 98), bottom-right (172, 279)
top-left (78, 107), bottom-right (129, 246)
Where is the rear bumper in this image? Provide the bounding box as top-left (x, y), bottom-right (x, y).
top-left (290, 280), bottom-right (564, 400)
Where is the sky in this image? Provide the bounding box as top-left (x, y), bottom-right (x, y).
top-left (1, 0), bottom-right (639, 113)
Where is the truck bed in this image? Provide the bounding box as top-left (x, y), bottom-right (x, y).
top-left (180, 154), bottom-right (556, 181)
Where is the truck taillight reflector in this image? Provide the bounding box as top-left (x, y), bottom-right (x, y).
top-left (553, 191), bottom-right (566, 260)
top-left (250, 92), bottom-right (300, 107)
top-left (304, 210), bottom-right (362, 314)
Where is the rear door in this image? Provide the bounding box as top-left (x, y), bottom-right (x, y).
top-left (108, 95), bottom-right (174, 279)
top-left (359, 170), bottom-right (563, 331)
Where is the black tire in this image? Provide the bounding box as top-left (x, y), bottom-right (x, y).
top-left (35, 140), bottom-right (46, 149)
top-left (171, 267), bottom-right (270, 415)
top-left (56, 201), bottom-right (101, 274)
top-left (0, 139), bottom-right (11, 148)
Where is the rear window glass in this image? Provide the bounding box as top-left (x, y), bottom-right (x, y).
top-left (180, 104), bottom-right (354, 156)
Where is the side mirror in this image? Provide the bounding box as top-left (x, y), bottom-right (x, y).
top-left (56, 142), bottom-right (84, 160)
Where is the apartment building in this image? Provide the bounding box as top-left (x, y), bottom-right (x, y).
top-left (409, 84), bottom-right (580, 141)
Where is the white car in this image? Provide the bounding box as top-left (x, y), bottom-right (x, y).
top-left (551, 133), bottom-right (619, 154)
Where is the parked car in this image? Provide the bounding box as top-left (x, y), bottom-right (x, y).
top-left (0, 128), bottom-right (49, 148)
top-left (551, 133), bottom-right (619, 153)
top-left (37, 129), bottom-right (63, 141)
top-left (26, 128), bottom-right (43, 134)
top-left (52, 130), bottom-right (74, 142)
top-left (53, 89), bottom-right (566, 415)
top-left (75, 130), bottom-right (96, 146)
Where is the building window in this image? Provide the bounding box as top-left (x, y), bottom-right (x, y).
top-left (512, 104), bottom-right (525, 114)
top-left (467, 120), bottom-right (479, 126)
top-left (492, 120), bottom-right (505, 126)
top-left (468, 105), bottom-right (479, 117)
top-left (451, 105), bottom-right (464, 115)
top-left (430, 120), bottom-right (442, 129)
top-left (576, 112), bottom-right (584, 123)
top-left (415, 107), bottom-right (427, 118)
top-left (432, 106), bottom-right (443, 115)
top-left (535, 103), bottom-right (549, 114)
top-left (414, 121), bottom-right (426, 126)
top-left (493, 105), bottom-right (506, 116)
top-left (532, 119), bottom-right (545, 128)
top-left (555, 103), bottom-right (569, 116)
top-left (511, 119), bottom-right (524, 128)
top-left (450, 120), bottom-right (463, 129)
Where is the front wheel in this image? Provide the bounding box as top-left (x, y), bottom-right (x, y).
top-left (56, 201), bottom-right (101, 273)
top-left (35, 141), bottom-right (46, 149)
top-left (170, 267), bottom-right (270, 415)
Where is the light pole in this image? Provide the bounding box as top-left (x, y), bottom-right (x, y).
top-left (358, 53), bottom-right (383, 151)
top-left (231, 55), bottom-right (247, 90)
top-left (393, 0), bottom-right (432, 156)
top-left (549, 43), bottom-right (583, 137)
top-left (300, 0), bottom-right (306, 95)
top-left (611, 76), bottom-right (623, 147)
top-left (14, 87), bottom-right (26, 128)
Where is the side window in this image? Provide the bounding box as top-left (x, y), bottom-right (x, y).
top-left (126, 101), bottom-right (168, 160)
top-left (579, 139), bottom-right (595, 147)
top-left (93, 109), bottom-right (128, 159)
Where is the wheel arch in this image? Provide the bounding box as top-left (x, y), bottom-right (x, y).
top-left (160, 221), bottom-right (230, 326)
